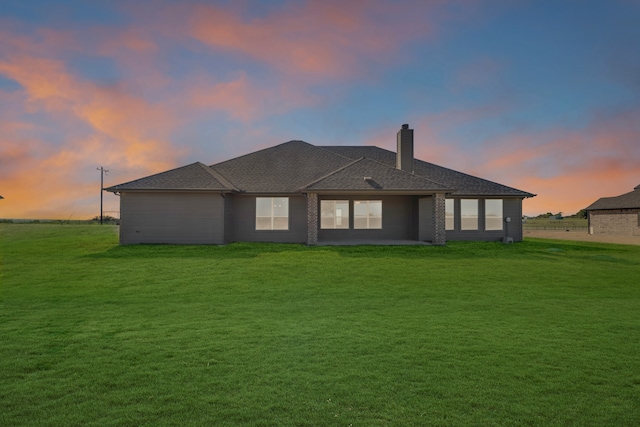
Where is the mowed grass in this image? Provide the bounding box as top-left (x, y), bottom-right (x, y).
top-left (1, 224), bottom-right (639, 426)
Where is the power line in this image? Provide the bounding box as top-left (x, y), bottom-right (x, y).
top-left (97, 166), bottom-right (109, 224)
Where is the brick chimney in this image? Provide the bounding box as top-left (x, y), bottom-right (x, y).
top-left (396, 124), bottom-right (414, 173)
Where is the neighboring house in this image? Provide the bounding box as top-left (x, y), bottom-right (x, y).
top-left (585, 185), bottom-right (640, 237)
top-left (105, 125), bottom-right (535, 245)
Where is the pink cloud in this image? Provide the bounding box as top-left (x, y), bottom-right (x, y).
top-left (0, 44), bottom-right (182, 217)
top-left (187, 1), bottom-right (439, 79)
top-left (407, 107), bottom-right (640, 216)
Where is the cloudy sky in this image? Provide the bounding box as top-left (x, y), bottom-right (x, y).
top-left (1, 0), bottom-right (639, 219)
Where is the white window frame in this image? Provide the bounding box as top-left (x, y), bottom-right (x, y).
top-left (354, 200), bottom-right (382, 229)
top-left (320, 200), bottom-right (350, 229)
top-left (256, 197), bottom-right (289, 230)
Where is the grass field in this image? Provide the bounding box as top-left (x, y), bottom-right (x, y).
top-left (1, 224), bottom-right (639, 426)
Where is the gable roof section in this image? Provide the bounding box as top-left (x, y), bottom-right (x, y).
top-left (105, 162), bottom-right (237, 192)
top-left (304, 157), bottom-right (449, 192)
top-left (107, 140), bottom-right (535, 197)
top-left (321, 146), bottom-right (535, 197)
top-left (585, 185), bottom-right (640, 210)
top-left (210, 140), bottom-right (353, 193)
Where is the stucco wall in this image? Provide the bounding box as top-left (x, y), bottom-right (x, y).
top-left (589, 209), bottom-right (640, 236)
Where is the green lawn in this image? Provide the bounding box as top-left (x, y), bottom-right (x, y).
top-left (1, 224), bottom-right (639, 426)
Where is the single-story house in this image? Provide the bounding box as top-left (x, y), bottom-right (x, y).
top-left (585, 184), bottom-right (640, 237)
top-left (105, 124), bottom-right (535, 245)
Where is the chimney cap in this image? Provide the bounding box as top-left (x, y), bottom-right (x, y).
top-left (401, 124), bottom-right (409, 129)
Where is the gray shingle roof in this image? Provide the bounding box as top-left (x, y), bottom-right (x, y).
top-left (105, 162), bottom-right (236, 192)
top-left (585, 185), bottom-right (640, 210)
top-left (106, 140), bottom-right (535, 198)
top-left (209, 141), bottom-right (353, 193)
top-left (320, 146), bottom-right (534, 197)
top-left (304, 157), bottom-right (449, 192)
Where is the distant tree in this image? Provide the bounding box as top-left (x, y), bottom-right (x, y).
top-left (91, 215), bottom-right (118, 222)
top-left (571, 209), bottom-right (587, 219)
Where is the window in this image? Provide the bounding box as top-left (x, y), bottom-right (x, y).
top-left (445, 199), bottom-right (455, 230)
top-left (354, 200), bottom-right (382, 229)
top-left (460, 199), bottom-right (478, 230)
top-left (485, 200), bottom-right (503, 231)
top-left (321, 200), bottom-right (349, 229)
top-left (256, 197), bottom-right (289, 230)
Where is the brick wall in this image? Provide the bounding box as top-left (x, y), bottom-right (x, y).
top-left (589, 209), bottom-right (640, 236)
top-left (306, 192), bottom-right (318, 245)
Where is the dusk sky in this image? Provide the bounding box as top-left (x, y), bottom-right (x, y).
top-left (1, 0), bottom-right (639, 219)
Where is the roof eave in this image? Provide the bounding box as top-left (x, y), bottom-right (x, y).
top-left (104, 188), bottom-right (236, 193)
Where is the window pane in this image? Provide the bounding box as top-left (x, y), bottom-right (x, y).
top-left (445, 199), bottom-right (454, 231)
top-left (354, 200), bottom-right (382, 229)
top-left (256, 198), bottom-right (272, 217)
top-left (485, 199), bottom-right (503, 231)
top-left (272, 217), bottom-right (288, 230)
top-left (369, 217), bottom-right (382, 229)
top-left (256, 217), bottom-right (272, 230)
top-left (321, 200), bottom-right (350, 229)
top-left (321, 217), bottom-right (335, 229)
top-left (461, 199), bottom-right (478, 230)
top-left (368, 201), bottom-right (382, 217)
top-left (336, 201), bottom-right (349, 229)
top-left (256, 197), bottom-right (288, 230)
top-left (354, 201), bottom-right (367, 217)
top-left (272, 198), bottom-right (288, 217)
top-left (354, 217), bottom-right (368, 229)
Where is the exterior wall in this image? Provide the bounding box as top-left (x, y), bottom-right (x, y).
top-left (229, 195), bottom-right (308, 243)
top-left (119, 192), bottom-right (225, 244)
top-left (418, 197), bottom-right (434, 242)
top-left (445, 197), bottom-right (524, 242)
top-left (223, 194), bottom-right (235, 243)
top-left (589, 209), bottom-right (640, 236)
top-left (317, 195), bottom-right (416, 242)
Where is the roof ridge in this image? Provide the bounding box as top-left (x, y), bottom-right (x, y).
top-left (196, 162), bottom-right (238, 191)
top-left (209, 140), bottom-right (313, 168)
top-left (299, 157), bottom-right (366, 191)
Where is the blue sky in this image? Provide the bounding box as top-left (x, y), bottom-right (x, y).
top-left (1, 0), bottom-right (639, 218)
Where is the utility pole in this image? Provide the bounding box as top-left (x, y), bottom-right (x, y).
top-left (97, 166), bottom-right (109, 224)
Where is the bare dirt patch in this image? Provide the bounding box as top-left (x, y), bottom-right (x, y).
top-left (524, 229), bottom-right (640, 246)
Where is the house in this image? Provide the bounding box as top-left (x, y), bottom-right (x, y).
top-left (585, 185), bottom-right (640, 237)
top-left (105, 125), bottom-right (535, 245)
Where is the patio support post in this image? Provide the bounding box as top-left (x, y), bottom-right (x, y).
top-left (433, 192), bottom-right (446, 245)
top-left (307, 192), bottom-right (318, 245)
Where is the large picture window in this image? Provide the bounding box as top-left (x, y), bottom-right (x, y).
top-left (354, 200), bottom-right (382, 229)
top-left (460, 199), bottom-right (478, 230)
top-left (256, 197), bottom-right (289, 230)
top-left (445, 199), bottom-right (455, 231)
top-left (321, 200), bottom-right (349, 229)
top-left (485, 199), bottom-right (503, 231)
